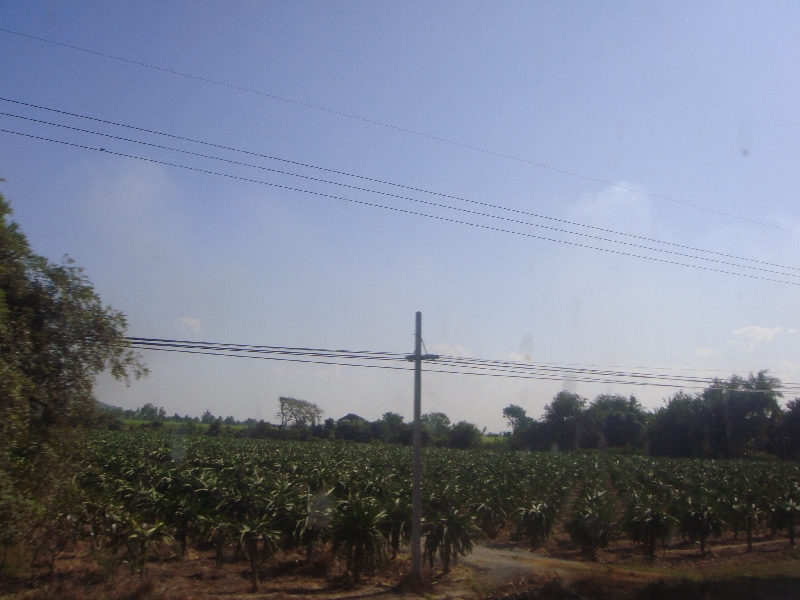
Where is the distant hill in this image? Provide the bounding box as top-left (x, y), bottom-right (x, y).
top-left (95, 400), bottom-right (121, 412)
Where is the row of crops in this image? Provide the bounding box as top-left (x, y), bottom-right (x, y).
top-left (78, 432), bottom-right (800, 585)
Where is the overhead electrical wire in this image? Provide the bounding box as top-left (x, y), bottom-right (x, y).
top-left (128, 337), bottom-right (800, 389)
top-left (2, 106), bottom-right (797, 280)
top-left (126, 337), bottom-right (800, 393)
top-left (5, 97), bottom-right (794, 275)
top-left (3, 126), bottom-right (798, 287)
top-left (1, 27), bottom-right (796, 236)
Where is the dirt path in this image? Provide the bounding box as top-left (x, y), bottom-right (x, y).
top-left (461, 545), bottom-right (597, 586)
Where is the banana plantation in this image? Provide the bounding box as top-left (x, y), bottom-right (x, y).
top-left (73, 432), bottom-right (800, 588)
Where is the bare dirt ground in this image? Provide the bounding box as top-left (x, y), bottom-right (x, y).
top-left (5, 531), bottom-right (800, 599)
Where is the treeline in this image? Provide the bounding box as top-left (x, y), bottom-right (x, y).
top-left (101, 371), bottom-right (800, 459)
top-left (506, 371), bottom-right (800, 459)
top-left (245, 411), bottom-right (486, 448)
top-left (98, 402), bottom-right (245, 426)
top-left (98, 397), bottom-right (489, 449)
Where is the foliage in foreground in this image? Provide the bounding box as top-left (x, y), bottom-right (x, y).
top-left (0, 190), bottom-right (146, 583)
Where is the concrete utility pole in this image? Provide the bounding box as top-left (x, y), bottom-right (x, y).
top-left (406, 311), bottom-right (438, 581)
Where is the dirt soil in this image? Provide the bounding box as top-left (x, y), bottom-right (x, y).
top-left (5, 531), bottom-right (800, 599)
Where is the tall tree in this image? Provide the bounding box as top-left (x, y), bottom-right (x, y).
top-left (276, 396), bottom-right (323, 427)
top-left (422, 412), bottom-right (452, 447)
top-left (0, 191), bottom-right (146, 457)
top-left (648, 372), bottom-right (781, 458)
top-left (0, 189), bottom-right (146, 569)
top-left (776, 399), bottom-right (800, 459)
top-left (583, 395), bottom-right (649, 450)
top-left (543, 392), bottom-right (586, 451)
top-left (701, 371), bottom-right (781, 457)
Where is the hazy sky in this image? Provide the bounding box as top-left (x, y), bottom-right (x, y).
top-left (1, 2), bottom-right (799, 431)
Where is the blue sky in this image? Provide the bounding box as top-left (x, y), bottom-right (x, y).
top-left (1, 1), bottom-right (799, 430)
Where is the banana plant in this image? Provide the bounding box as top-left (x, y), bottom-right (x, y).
top-left (475, 500), bottom-right (506, 540)
top-left (679, 496), bottom-right (723, 557)
top-left (729, 497), bottom-right (760, 552)
top-left (381, 487), bottom-right (412, 560)
top-left (238, 517), bottom-right (279, 592)
top-left (423, 506), bottom-right (484, 573)
top-left (566, 490), bottom-right (614, 560)
top-left (121, 518), bottom-right (174, 575)
top-left (769, 496), bottom-right (800, 547)
top-left (622, 493), bottom-right (674, 558)
top-left (331, 495), bottom-right (387, 582)
top-left (516, 501), bottom-right (554, 549)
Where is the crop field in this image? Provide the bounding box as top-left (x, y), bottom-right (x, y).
top-left (78, 432), bottom-right (800, 574)
top-left (10, 431), bottom-right (800, 598)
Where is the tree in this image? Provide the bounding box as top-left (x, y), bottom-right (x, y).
top-left (371, 412), bottom-right (411, 444)
top-left (701, 371), bottom-right (781, 457)
top-left (647, 392), bottom-right (708, 457)
top-left (276, 396), bottom-right (323, 428)
top-left (0, 190), bottom-right (146, 453)
top-left (422, 412), bottom-right (451, 447)
top-left (0, 189), bottom-right (146, 577)
top-left (138, 403), bottom-right (165, 422)
top-left (503, 404), bottom-right (531, 432)
top-left (336, 414), bottom-right (372, 443)
top-left (776, 399), bottom-right (800, 459)
top-left (448, 421), bottom-right (482, 449)
top-left (543, 392), bottom-right (586, 451)
top-left (583, 395), bottom-right (648, 450)
top-left (648, 373), bottom-right (781, 458)
top-left (502, 404), bottom-right (543, 450)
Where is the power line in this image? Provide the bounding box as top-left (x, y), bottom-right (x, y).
top-left (128, 337), bottom-right (800, 390)
top-left (126, 337), bottom-right (800, 393)
top-left (4, 98), bottom-right (795, 275)
top-left (3, 126), bottom-right (799, 287)
top-left (1, 27), bottom-right (796, 236)
top-left (4, 111), bottom-right (797, 279)
top-left (3, 107), bottom-right (797, 279)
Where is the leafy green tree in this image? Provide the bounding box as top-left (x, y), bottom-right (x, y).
top-left (0, 192), bottom-right (146, 445)
top-left (277, 396), bottom-right (323, 427)
top-left (502, 404), bottom-right (545, 450)
top-left (0, 190), bottom-right (146, 577)
top-left (647, 392), bottom-right (708, 457)
top-left (701, 372), bottom-right (781, 457)
top-left (371, 412), bottom-right (411, 444)
top-left (648, 373), bottom-right (781, 458)
top-left (543, 392), bottom-right (586, 452)
top-left (776, 399), bottom-right (800, 459)
top-left (422, 412), bottom-right (451, 447)
top-left (137, 403), bottom-right (165, 422)
top-left (448, 421), bottom-right (482, 449)
top-left (336, 414), bottom-right (373, 443)
top-left (583, 395), bottom-right (649, 450)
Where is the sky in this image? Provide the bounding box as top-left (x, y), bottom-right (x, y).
top-left (1, 1), bottom-right (799, 431)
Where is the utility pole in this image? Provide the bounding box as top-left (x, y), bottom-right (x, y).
top-left (406, 311), bottom-right (438, 582)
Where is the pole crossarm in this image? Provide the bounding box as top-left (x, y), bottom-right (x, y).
top-left (405, 353), bottom-right (440, 361)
